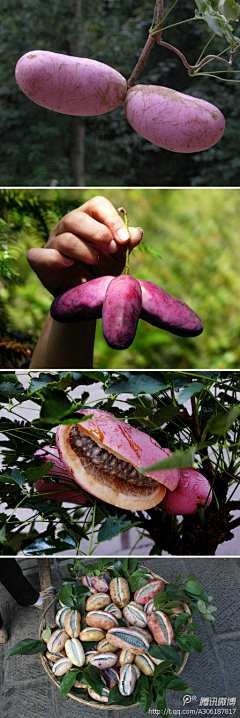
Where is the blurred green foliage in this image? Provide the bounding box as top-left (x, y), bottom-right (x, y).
top-left (1, 187), bottom-right (240, 369)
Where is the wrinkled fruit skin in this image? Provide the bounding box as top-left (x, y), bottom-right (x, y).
top-left (34, 445), bottom-right (86, 504)
top-left (139, 280), bottom-right (203, 337)
top-left (124, 85), bottom-right (225, 152)
top-left (160, 468), bottom-right (212, 515)
top-left (15, 51), bottom-right (127, 116)
top-left (56, 407), bottom-right (180, 511)
top-left (102, 275), bottom-right (142, 350)
top-left (50, 276), bottom-right (114, 323)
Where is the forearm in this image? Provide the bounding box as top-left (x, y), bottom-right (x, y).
top-left (30, 313), bottom-right (96, 368)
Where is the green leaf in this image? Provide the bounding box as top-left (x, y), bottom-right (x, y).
top-left (149, 643), bottom-right (182, 667)
top-left (23, 533), bottom-right (77, 555)
top-left (219, 0), bottom-right (240, 20)
top-left (165, 677), bottom-right (190, 691)
top-left (41, 627), bottom-right (51, 641)
top-left (177, 382), bottom-right (205, 404)
top-left (155, 692), bottom-right (169, 714)
top-left (198, 599), bottom-right (207, 612)
top-left (97, 515), bottom-right (133, 542)
top-left (81, 664), bottom-right (103, 694)
top-left (184, 580), bottom-right (204, 597)
top-left (8, 639), bottom-right (46, 656)
top-left (152, 660), bottom-right (174, 676)
top-left (154, 405), bottom-right (180, 425)
top-left (153, 590), bottom-right (168, 608)
top-left (121, 557), bottom-right (139, 575)
top-left (28, 373), bottom-right (59, 393)
top-left (206, 405), bottom-right (240, 435)
top-left (59, 669), bottom-right (80, 695)
top-left (176, 634), bottom-right (203, 653)
top-left (139, 683), bottom-right (153, 713)
top-left (127, 570), bottom-right (152, 592)
top-left (0, 525), bottom-right (6, 543)
top-left (0, 468), bottom-right (26, 487)
top-left (105, 372), bottom-right (168, 396)
top-left (139, 446), bottom-right (196, 473)
top-left (36, 388), bottom-right (76, 426)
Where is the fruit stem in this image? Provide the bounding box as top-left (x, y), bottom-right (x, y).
top-left (118, 206), bottom-right (130, 274)
top-left (127, 0), bottom-right (164, 88)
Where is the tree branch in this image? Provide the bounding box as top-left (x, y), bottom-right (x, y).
top-left (127, 0), bottom-right (164, 88)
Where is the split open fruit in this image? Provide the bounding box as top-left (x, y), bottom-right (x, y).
top-left (56, 408), bottom-right (180, 510)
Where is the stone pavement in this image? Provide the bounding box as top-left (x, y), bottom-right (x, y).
top-left (0, 557), bottom-right (239, 718)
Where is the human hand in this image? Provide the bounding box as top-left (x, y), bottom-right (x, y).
top-left (27, 196), bottom-right (143, 296)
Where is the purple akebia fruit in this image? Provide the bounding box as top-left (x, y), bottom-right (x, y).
top-left (15, 51), bottom-right (127, 116)
top-left (139, 280), bottom-right (203, 337)
top-left (50, 273), bottom-right (203, 345)
top-left (102, 275), bottom-right (142, 350)
top-left (50, 276), bottom-right (114, 323)
top-left (124, 85), bottom-right (225, 153)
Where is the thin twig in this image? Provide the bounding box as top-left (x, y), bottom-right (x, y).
top-left (158, 39), bottom-right (240, 75)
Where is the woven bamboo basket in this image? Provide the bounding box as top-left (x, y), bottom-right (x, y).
top-left (39, 570), bottom-right (191, 710)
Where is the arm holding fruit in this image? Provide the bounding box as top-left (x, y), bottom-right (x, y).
top-left (27, 196), bottom-right (143, 368)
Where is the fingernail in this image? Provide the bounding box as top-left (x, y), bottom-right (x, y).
top-left (109, 239), bottom-right (118, 253)
top-left (63, 255), bottom-right (74, 266)
top-left (116, 227), bottom-right (130, 243)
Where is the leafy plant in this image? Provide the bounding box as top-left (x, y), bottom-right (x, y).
top-left (0, 370), bottom-right (240, 556)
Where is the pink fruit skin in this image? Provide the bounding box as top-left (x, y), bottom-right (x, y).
top-left (159, 468), bottom-right (212, 515)
top-left (139, 280), bottom-right (203, 337)
top-left (102, 667), bottom-right (119, 688)
top-left (124, 85), bottom-right (225, 153)
top-left (34, 446), bottom-right (86, 504)
top-left (15, 51), bottom-right (127, 116)
top-left (134, 579), bottom-right (165, 605)
top-left (50, 276), bottom-right (114, 323)
top-left (56, 408), bottom-right (180, 491)
top-left (91, 577), bottom-right (109, 593)
top-left (102, 275), bottom-right (142, 350)
top-left (147, 612), bottom-right (174, 645)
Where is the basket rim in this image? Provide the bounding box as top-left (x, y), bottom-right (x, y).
top-left (39, 569), bottom-right (192, 710)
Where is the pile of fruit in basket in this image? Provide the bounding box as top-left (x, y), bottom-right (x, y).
top-left (43, 573), bottom-right (183, 702)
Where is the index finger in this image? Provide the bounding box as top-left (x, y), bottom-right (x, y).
top-left (79, 195), bottom-right (130, 244)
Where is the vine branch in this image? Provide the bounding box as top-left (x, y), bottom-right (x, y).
top-left (127, 0), bottom-right (240, 88)
top-left (127, 0), bottom-right (164, 89)
top-left (158, 39), bottom-right (240, 75)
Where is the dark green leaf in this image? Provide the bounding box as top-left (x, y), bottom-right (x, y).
top-left (177, 382), bottom-right (205, 404)
top-left (105, 373), bottom-right (168, 396)
top-left (149, 643), bottom-right (182, 667)
top-left (206, 405), bottom-right (240, 435)
top-left (8, 639), bottom-right (45, 656)
top-left (59, 669), bottom-right (80, 695)
top-left (139, 683), bottom-right (153, 713)
top-left (0, 525), bottom-right (6, 543)
top-left (22, 533), bottom-right (77, 555)
top-left (97, 515), bottom-right (132, 542)
top-left (154, 405), bottom-right (180, 425)
top-left (184, 580), bottom-right (204, 597)
top-left (28, 373), bottom-right (59, 393)
top-left (140, 446), bottom-right (196, 473)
